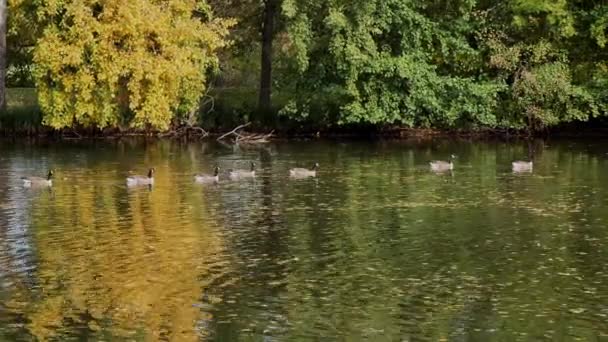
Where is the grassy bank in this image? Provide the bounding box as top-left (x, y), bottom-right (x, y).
top-left (200, 87), bottom-right (290, 129)
top-left (0, 87), bottom-right (282, 136)
top-left (0, 88), bottom-right (44, 135)
top-left (1, 87), bottom-right (602, 139)
top-left (0, 88), bottom-right (535, 139)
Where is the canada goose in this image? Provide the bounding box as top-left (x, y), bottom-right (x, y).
top-left (512, 161), bottom-right (533, 173)
top-left (430, 154), bottom-right (456, 172)
top-left (126, 168), bottom-right (155, 186)
top-left (22, 170), bottom-right (54, 187)
top-left (289, 163), bottom-right (319, 178)
top-left (513, 142), bottom-right (534, 173)
top-left (229, 162), bottom-right (255, 179)
top-left (195, 166), bottom-right (220, 183)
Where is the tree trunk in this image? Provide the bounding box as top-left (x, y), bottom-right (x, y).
top-left (0, 0), bottom-right (7, 111)
top-left (258, 0), bottom-right (276, 115)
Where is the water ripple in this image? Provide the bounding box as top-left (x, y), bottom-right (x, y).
top-left (0, 140), bottom-right (608, 340)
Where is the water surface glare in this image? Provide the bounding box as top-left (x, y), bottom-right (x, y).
top-left (1, 139), bottom-right (608, 341)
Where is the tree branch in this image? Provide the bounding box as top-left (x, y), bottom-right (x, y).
top-left (217, 122), bottom-right (251, 141)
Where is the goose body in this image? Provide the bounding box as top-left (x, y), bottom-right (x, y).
top-left (289, 163), bottom-right (319, 178)
top-left (229, 162), bottom-right (256, 180)
top-left (22, 170), bottom-right (54, 187)
top-left (126, 168), bottom-right (155, 186)
top-left (512, 161), bottom-right (533, 173)
top-left (195, 166), bottom-right (220, 183)
top-left (430, 155), bottom-right (455, 172)
top-left (513, 143), bottom-right (535, 173)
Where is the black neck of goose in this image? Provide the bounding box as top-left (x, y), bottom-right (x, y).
top-left (214, 167), bottom-right (219, 176)
top-left (47, 171), bottom-right (53, 180)
top-left (250, 163), bottom-right (255, 171)
top-left (528, 141), bottom-right (533, 158)
top-left (148, 169), bottom-right (154, 178)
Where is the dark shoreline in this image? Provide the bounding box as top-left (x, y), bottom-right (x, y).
top-left (1, 123), bottom-right (608, 141)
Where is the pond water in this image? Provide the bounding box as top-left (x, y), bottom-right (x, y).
top-left (0, 138), bottom-right (608, 341)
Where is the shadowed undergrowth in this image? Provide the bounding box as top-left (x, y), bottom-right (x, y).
top-left (0, 88), bottom-right (44, 135)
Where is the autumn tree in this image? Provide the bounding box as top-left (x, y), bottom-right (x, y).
top-left (33, 0), bottom-right (232, 130)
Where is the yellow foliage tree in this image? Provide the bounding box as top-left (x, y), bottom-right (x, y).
top-left (33, 0), bottom-right (232, 130)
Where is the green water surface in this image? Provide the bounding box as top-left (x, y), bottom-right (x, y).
top-left (0, 139), bottom-right (607, 341)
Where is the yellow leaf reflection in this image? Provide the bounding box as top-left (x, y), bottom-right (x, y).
top-left (14, 167), bottom-right (229, 341)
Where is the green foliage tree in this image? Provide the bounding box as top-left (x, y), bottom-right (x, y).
top-left (32, 0), bottom-right (232, 130)
top-left (279, 0), bottom-right (504, 128)
top-left (278, 0), bottom-right (606, 131)
top-left (0, 0), bottom-right (7, 109)
top-left (3, 0), bottom-right (608, 132)
top-left (207, 0), bottom-right (285, 126)
top-left (479, 1), bottom-right (602, 130)
top-left (6, 0), bottom-right (39, 87)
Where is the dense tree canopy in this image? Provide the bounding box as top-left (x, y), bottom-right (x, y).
top-left (6, 0), bottom-right (38, 87)
top-left (31, 0), bottom-right (232, 129)
top-left (279, 0), bottom-right (607, 130)
top-left (2, 0), bottom-right (608, 132)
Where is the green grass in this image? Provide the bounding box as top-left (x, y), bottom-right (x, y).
top-left (6, 87), bottom-right (38, 109)
top-left (0, 87), bottom-right (290, 133)
top-left (0, 88), bottom-right (42, 133)
top-left (200, 87), bottom-right (257, 128)
top-left (200, 87), bottom-right (290, 129)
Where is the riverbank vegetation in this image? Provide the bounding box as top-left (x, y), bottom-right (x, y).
top-left (0, 0), bottom-right (607, 136)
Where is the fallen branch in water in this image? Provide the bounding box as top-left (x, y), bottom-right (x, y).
top-left (216, 122), bottom-right (273, 144)
top-left (216, 122), bottom-right (252, 141)
top-left (235, 130), bottom-right (274, 144)
top-left (61, 128), bottom-right (83, 139)
top-left (189, 126), bottom-right (208, 136)
top-left (160, 125), bottom-right (208, 138)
